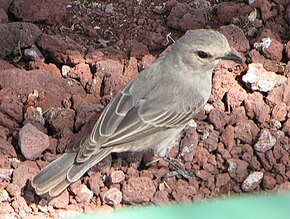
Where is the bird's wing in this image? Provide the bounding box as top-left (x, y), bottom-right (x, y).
top-left (75, 79), bottom-right (202, 162)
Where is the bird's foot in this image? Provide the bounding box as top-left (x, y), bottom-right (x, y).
top-left (162, 155), bottom-right (193, 180)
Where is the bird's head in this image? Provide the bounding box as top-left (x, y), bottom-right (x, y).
top-left (171, 29), bottom-right (243, 71)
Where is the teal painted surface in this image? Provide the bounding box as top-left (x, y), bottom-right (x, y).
top-left (69, 192), bottom-right (290, 219)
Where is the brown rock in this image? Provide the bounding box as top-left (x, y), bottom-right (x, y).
top-left (151, 190), bottom-right (169, 204)
top-left (216, 2), bottom-right (253, 24)
top-left (0, 138), bottom-right (17, 157)
top-left (0, 68), bottom-right (83, 111)
top-left (248, 49), bottom-right (279, 72)
top-left (220, 125), bottom-right (235, 150)
top-left (124, 57), bottom-right (138, 82)
top-left (48, 189), bottom-right (69, 208)
top-left (10, 0), bottom-right (69, 23)
top-left (11, 196), bottom-right (31, 214)
top-left (44, 108), bottom-right (75, 133)
top-left (203, 130), bottom-right (219, 152)
top-left (272, 102), bottom-right (287, 121)
top-left (69, 63), bottom-right (93, 88)
top-left (12, 161), bottom-right (39, 189)
top-left (242, 171), bottom-right (263, 192)
top-left (254, 37), bottom-right (283, 62)
top-left (70, 181), bottom-right (93, 203)
top-left (88, 172), bottom-right (103, 196)
top-left (125, 40), bottom-right (149, 59)
top-left (0, 0), bottom-right (13, 12)
top-left (109, 170), bottom-right (125, 184)
top-left (234, 119), bottom-right (260, 145)
top-left (122, 177), bottom-right (155, 204)
top-left (286, 41), bottom-right (290, 60)
top-left (140, 54), bottom-right (156, 70)
top-left (244, 92), bottom-right (270, 124)
top-left (219, 25), bottom-right (250, 53)
top-left (0, 60), bottom-right (15, 71)
top-left (208, 108), bottom-right (229, 131)
top-left (18, 123), bottom-right (50, 160)
top-left (37, 34), bottom-right (85, 65)
top-left (211, 64), bottom-right (247, 109)
top-left (6, 183), bottom-right (21, 197)
top-left (254, 129), bottom-right (276, 153)
top-left (0, 22), bottom-right (41, 58)
top-left (250, 0), bottom-right (273, 21)
top-left (216, 173), bottom-right (231, 188)
top-left (0, 8), bottom-right (8, 23)
top-left (172, 178), bottom-right (198, 201)
top-left (266, 78), bottom-right (290, 108)
top-left (102, 188), bottom-right (122, 205)
top-left (227, 158), bottom-right (249, 182)
top-left (262, 172), bottom-right (276, 190)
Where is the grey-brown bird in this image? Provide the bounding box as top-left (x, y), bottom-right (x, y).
top-left (32, 29), bottom-right (242, 196)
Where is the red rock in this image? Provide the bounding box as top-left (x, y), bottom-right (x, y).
top-left (219, 25), bottom-right (250, 53)
top-left (172, 179), bottom-right (198, 201)
top-left (254, 129), bottom-right (276, 152)
top-left (0, 0), bottom-right (13, 12)
top-left (286, 41), bottom-right (290, 60)
top-left (254, 37), bottom-right (283, 62)
top-left (44, 108), bottom-right (75, 133)
top-left (203, 130), bottom-right (219, 152)
top-left (179, 128), bottom-right (198, 162)
top-left (102, 187), bottom-right (122, 205)
top-left (0, 138), bottom-right (17, 157)
top-left (244, 92), bottom-right (270, 124)
top-left (0, 60), bottom-right (15, 71)
top-left (216, 173), bottom-right (231, 188)
top-left (250, 0), bottom-right (273, 21)
top-left (37, 34), bottom-right (85, 65)
top-left (266, 78), bottom-right (290, 108)
top-left (248, 49), bottom-right (279, 72)
top-left (10, 0), bottom-right (69, 23)
top-left (69, 63), bottom-right (93, 88)
top-left (88, 154), bottom-right (112, 176)
top-left (220, 125), bottom-right (235, 150)
top-left (211, 64), bottom-right (247, 109)
top-left (6, 183), bottom-right (21, 197)
top-left (0, 8), bottom-right (8, 23)
top-left (234, 119), bottom-right (259, 145)
top-left (23, 106), bottom-right (46, 133)
top-left (11, 196), bottom-right (31, 214)
top-left (208, 108), bottom-right (229, 131)
top-left (12, 161), bottom-right (39, 189)
top-left (88, 172), bottom-right (103, 195)
top-left (0, 168), bottom-right (12, 181)
top-left (178, 9), bottom-right (207, 31)
top-left (242, 171), bottom-right (263, 192)
top-left (271, 102), bottom-right (287, 121)
top-left (227, 158), bottom-right (249, 182)
top-left (282, 119), bottom-right (290, 136)
top-left (0, 22), bottom-right (41, 58)
top-left (151, 190), bottom-right (169, 204)
top-left (94, 59), bottom-right (126, 97)
top-left (124, 57), bottom-right (138, 82)
top-left (110, 170), bottom-right (125, 184)
top-left (70, 181), bottom-right (93, 203)
top-left (286, 3), bottom-right (290, 24)
top-left (0, 68), bottom-right (83, 111)
top-left (125, 40), bottom-right (149, 59)
top-left (48, 189), bottom-right (69, 208)
top-left (262, 172), bottom-right (276, 190)
top-left (122, 177), bottom-right (155, 204)
top-left (216, 2), bottom-right (253, 24)
top-left (140, 54), bottom-right (156, 70)
top-left (18, 123), bottom-right (50, 160)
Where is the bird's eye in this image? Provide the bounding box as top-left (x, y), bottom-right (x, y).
top-left (197, 51), bottom-right (211, 59)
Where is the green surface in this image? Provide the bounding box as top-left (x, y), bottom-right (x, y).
top-left (71, 192), bottom-right (290, 219)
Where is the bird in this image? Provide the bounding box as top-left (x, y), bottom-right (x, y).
top-left (32, 29), bottom-right (242, 197)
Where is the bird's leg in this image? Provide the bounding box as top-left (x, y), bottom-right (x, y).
top-left (162, 155), bottom-right (193, 179)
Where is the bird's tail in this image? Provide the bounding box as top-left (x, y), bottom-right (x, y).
top-left (32, 141), bottom-right (111, 197)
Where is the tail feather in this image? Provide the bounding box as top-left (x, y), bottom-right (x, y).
top-left (32, 149), bottom-right (112, 196)
top-left (67, 148), bottom-right (112, 182)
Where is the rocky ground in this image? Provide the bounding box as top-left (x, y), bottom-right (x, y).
top-left (0, 0), bottom-right (289, 218)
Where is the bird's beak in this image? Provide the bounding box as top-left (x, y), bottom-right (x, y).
top-left (219, 51), bottom-right (243, 63)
